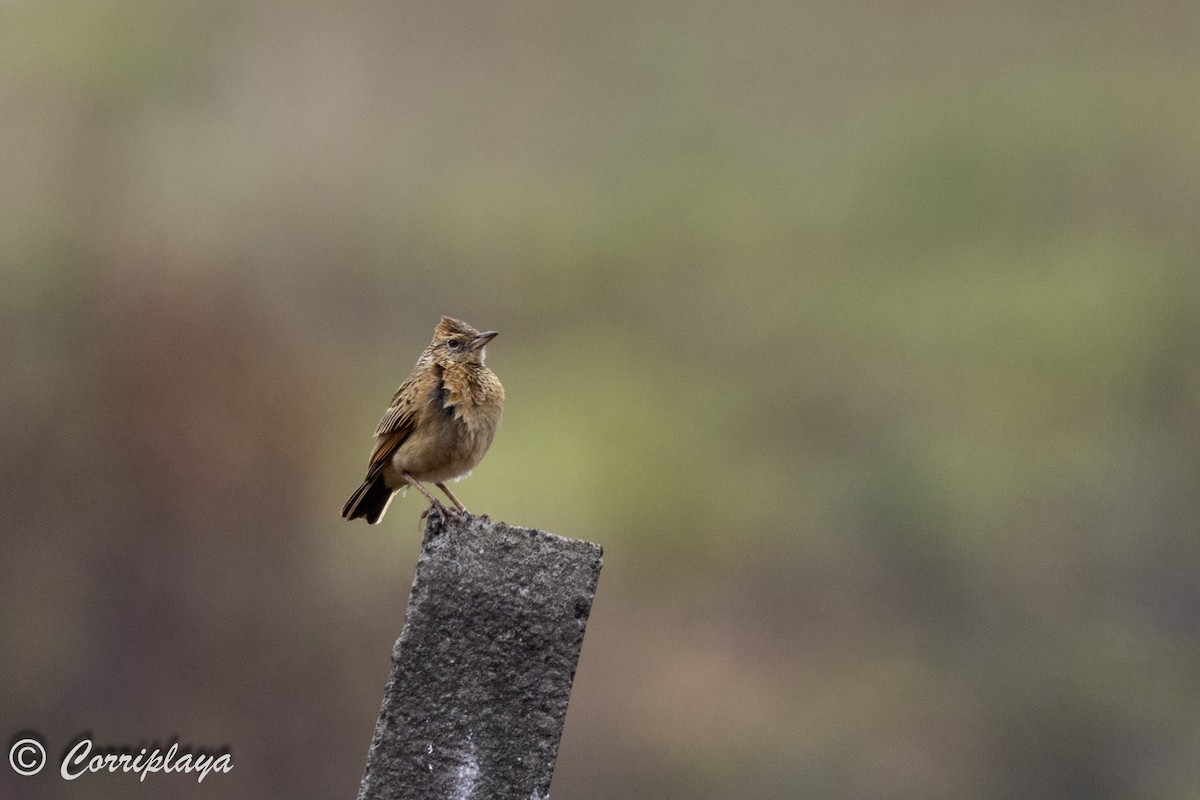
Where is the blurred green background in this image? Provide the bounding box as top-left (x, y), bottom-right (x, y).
top-left (2, 1), bottom-right (1199, 798)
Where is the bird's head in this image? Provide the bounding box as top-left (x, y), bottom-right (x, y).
top-left (429, 316), bottom-right (498, 367)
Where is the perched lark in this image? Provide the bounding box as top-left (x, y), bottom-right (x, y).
top-left (342, 316), bottom-right (504, 524)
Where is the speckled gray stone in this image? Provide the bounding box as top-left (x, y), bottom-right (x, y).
top-left (357, 513), bottom-right (603, 800)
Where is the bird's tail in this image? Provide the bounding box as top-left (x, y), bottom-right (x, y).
top-left (342, 473), bottom-right (394, 524)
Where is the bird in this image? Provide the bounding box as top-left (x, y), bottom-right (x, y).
top-left (342, 316), bottom-right (504, 524)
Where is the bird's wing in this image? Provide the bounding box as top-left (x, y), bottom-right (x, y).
top-left (365, 372), bottom-right (425, 472)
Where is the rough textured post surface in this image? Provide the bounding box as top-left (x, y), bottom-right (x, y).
top-left (357, 513), bottom-right (603, 800)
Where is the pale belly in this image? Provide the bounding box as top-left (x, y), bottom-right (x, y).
top-left (382, 406), bottom-right (499, 486)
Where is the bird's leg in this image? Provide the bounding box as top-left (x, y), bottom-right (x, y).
top-left (435, 482), bottom-right (469, 515)
top-left (403, 472), bottom-right (452, 522)
top-left (401, 472), bottom-right (441, 505)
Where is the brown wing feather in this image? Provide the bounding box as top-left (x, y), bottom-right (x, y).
top-left (364, 367), bottom-right (437, 471)
top-left (366, 427), bottom-right (409, 472)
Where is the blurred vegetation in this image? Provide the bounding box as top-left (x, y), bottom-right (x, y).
top-left (2, 1), bottom-right (1199, 799)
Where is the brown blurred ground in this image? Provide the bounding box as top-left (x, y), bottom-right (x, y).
top-left (2, 1), bottom-right (1199, 798)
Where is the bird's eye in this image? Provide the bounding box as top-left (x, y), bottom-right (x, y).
top-left (447, 339), bottom-right (462, 350)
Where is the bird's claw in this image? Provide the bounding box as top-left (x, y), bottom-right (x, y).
top-left (419, 498), bottom-right (462, 530)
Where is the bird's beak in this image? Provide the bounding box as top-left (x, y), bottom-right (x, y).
top-left (471, 331), bottom-right (499, 351)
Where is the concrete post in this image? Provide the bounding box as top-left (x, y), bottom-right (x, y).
top-left (357, 512), bottom-right (603, 800)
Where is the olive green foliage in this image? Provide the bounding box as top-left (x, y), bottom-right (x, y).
top-left (2, 2), bottom-right (1198, 798)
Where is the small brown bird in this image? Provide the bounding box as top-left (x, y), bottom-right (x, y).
top-left (342, 316), bottom-right (505, 524)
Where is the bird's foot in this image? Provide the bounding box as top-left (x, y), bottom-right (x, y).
top-left (419, 498), bottom-right (461, 530)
